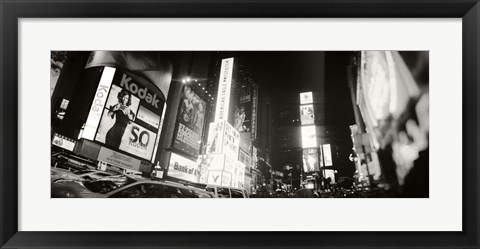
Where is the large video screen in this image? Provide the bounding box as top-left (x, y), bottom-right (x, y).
top-left (300, 104), bottom-right (315, 125)
top-left (301, 125), bottom-right (317, 148)
top-left (95, 71), bottom-right (163, 161)
top-left (303, 148), bottom-right (319, 172)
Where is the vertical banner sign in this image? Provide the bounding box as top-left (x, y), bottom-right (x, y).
top-left (234, 83), bottom-right (252, 133)
top-left (172, 85), bottom-right (207, 159)
top-left (82, 67), bottom-right (116, 140)
top-left (214, 58), bottom-right (234, 122)
top-left (251, 85), bottom-right (258, 140)
top-left (151, 104), bottom-right (167, 163)
top-left (323, 144), bottom-right (333, 166)
top-left (252, 146), bottom-right (258, 169)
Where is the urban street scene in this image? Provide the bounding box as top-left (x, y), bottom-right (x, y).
top-left (51, 51), bottom-right (429, 198)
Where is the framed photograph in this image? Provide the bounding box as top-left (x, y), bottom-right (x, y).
top-left (1, 0), bottom-right (479, 248)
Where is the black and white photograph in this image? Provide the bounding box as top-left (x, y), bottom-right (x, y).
top-left (51, 51), bottom-right (429, 198)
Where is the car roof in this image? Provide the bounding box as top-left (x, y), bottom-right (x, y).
top-left (127, 179), bottom-right (211, 192)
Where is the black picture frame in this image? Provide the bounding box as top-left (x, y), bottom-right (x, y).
top-left (1, 0), bottom-right (478, 248)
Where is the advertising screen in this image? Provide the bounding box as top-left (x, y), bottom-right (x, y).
top-left (207, 170), bottom-right (228, 186)
top-left (223, 121), bottom-right (240, 159)
top-left (223, 153), bottom-right (237, 174)
top-left (239, 133), bottom-right (252, 154)
top-left (168, 153), bottom-right (203, 183)
top-left (301, 125), bottom-right (317, 148)
top-left (172, 85), bottom-right (207, 159)
top-left (97, 146), bottom-right (141, 171)
top-left (52, 133), bottom-right (76, 151)
top-left (300, 92), bottom-right (313, 104)
top-left (204, 154), bottom-right (226, 171)
top-left (221, 171), bottom-right (232, 187)
top-left (302, 148), bottom-right (319, 172)
top-left (206, 121), bottom-right (225, 155)
top-left (323, 144), bottom-right (333, 166)
top-left (237, 161), bottom-right (246, 189)
top-left (94, 71), bottom-right (164, 161)
top-left (324, 169), bottom-right (336, 183)
top-left (231, 162), bottom-right (239, 188)
top-left (300, 104), bottom-right (315, 125)
top-left (137, 105), bottom-right (160, 130)
top-left (233, 83), bottom-right (252, 133)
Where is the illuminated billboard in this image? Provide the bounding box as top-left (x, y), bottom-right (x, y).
top-left (206, 120), bottom-right (239, 157)
top-left (207, 170), bottom-right (231, 187)
top-left (94, 71), bottom-right (164, 161)
top-left (300, 92), bottom-right (313, 105)
top-left (52, 133), bottom-right (76, 151)
top-left (206, 121), bottom-right (225, 154)
top-left (207, 170), bottom-right (224, 186)
top-left (302, 148), bottom-right (319, 172)
top-left (324, 169), bottom-right (335, 183)
top-left (172, 85), bottom-right (207, 159)
top-left (97, 146), bottom-right (141, 172)
top-left (214, 58), bottom-right (234, 121)
top-left (323, 144), bottom-right (333, 166)
top-left (82, 67), bottom-right (115, 140)
top-left (300, 104), bottom-right (315, 125)
top-left (301, 125), bottom-right (317, 148)
top-left (237, 161), bottom-right (246, 189)
top-left (168, 153), bottom-right (207, 183)
top-left (223, 121), bottom-right (240, 160)
top-left (234, 83), bottom-right (253, 133)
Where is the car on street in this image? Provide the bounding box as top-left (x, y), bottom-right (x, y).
top-left (51, 167), bottom-right (124, 183)
top-left (52, 176), bottom-right (216, 198)
top-left (205, 185), bottom-right (248, 198)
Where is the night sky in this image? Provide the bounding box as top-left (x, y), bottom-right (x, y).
top-left (237, 51), bottom-right (326, 95)
top-left (233, 51), bottom-right (355, 126)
